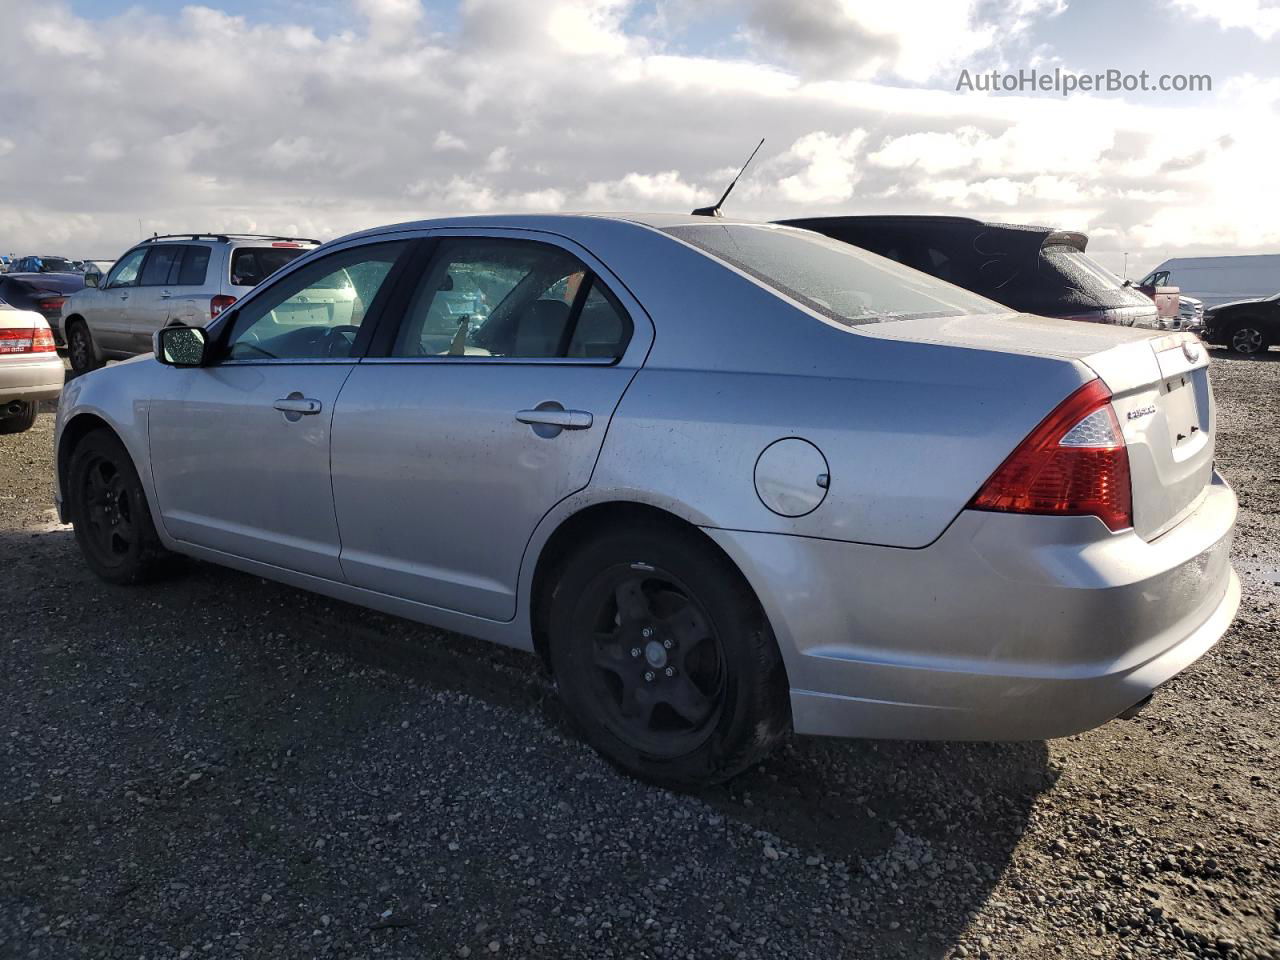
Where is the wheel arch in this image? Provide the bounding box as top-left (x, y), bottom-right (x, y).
top-left (526, 499), bottom-right (779, 677)
top-left (57, 412), bottom-right (119, 503)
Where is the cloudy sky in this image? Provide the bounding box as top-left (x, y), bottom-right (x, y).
top-left (1, 0), bottom-right (1277, 274)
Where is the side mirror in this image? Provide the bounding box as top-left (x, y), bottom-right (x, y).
top-left (154, 325), bottom-right (208, 367)
top-left (85, 272), bottom-right (99, 288)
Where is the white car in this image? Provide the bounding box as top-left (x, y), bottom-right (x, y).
top-left (0, 300), bottom-right (63, 433)
top-left (60, 234), bottom-right (319, 375)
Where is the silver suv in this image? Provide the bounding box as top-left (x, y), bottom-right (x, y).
top-left (61, 234), bottom-right (319, 374)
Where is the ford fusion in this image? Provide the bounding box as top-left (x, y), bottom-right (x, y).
top-left (55, 215), bottom-right (1240, 786)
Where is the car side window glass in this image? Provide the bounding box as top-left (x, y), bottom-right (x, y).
top-left (105, 248), bottom-right (147, 288)
top-left (392, 238), bottom-right (627, 359)
top-left (139, 246), bottom-right (181, 286)
top-left (567, 281), bottom-right (631, 358)
top-left (222, 242), bottom-right (406, 362)
top-left (176, 246), bottom-right (211, 286)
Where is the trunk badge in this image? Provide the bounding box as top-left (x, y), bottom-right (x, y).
top-left (1182, 340), bottom-right (1201, 363)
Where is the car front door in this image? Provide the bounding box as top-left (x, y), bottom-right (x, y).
top-left (329, 231), bottom-right (651, 621)
top-left (147, 240), bottom-right (410, 579)
top-left (93, 247), bottom-right (147, 353)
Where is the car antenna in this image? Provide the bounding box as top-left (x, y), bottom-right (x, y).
top-left (691, 137), bottom-right (765, 217)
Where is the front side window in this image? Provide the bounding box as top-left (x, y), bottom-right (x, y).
top-left (665, 223), bottom-right (1003, 325)
top-left (222, 242), bottom-right (405, 361)
top-left (104, 248), bottom-right (147, 288)
top-left (391, 238), bottom-right (631, 359)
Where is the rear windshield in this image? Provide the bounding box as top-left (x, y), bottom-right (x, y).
top-left (230, 247), bottom-right (309, 287)
top-left (1040, 245), bottom-right (1151, 310)
top-left (663, 224), bottom-right (1002, 325)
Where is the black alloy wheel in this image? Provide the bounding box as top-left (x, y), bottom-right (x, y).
top-left (548, 525), bottom-right (790, 787)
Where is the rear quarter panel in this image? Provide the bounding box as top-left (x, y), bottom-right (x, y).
top-left (574, 222), bottom-right (1094, 548)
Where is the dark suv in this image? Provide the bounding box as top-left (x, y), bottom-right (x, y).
top-left (778, 216), bottom-right (1157, 327)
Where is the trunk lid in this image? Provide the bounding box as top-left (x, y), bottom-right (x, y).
top-left (861, 312), bottom-right (1215, 540)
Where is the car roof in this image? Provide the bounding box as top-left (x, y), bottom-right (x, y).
top-left (341, 212), bottom-right (770, 243)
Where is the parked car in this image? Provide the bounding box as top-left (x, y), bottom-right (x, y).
top-left (79, 259), bottom-right (114, 280)
top-left (1171, 295), bottom-right (1205, 334)
top-left (54, 215), bottom-right (1238, 786)
top-left (1140, 255), bottom-right (1280, 310)
top-left (60, 234), bottom-right (319, 375)
top-left (0, 299), bottom-right (63, 434)
top-left (777, 216), bottom-right (1159, 327)
top-left (1202, 293), bottom-right (1279, 354)
top-left (0, 271), bottom-right (87, 345)
top-left (11, 255), bottom-right (78, 274)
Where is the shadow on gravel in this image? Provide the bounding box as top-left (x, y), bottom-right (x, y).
top-left (1, 524), bottom-right (1051, 959)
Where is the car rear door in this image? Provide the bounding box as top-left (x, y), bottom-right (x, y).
top-left (147, 239), bottom-right (411, 579)
top-left (329, 230), bottom-right (652, 621)
top-left (152, 244), bottom-right (215, 334)
top-left (128, 244), bottom-right (185, 352)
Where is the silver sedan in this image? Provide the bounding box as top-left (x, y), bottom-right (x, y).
top-left (53, 215), bottom-right (1239, 786)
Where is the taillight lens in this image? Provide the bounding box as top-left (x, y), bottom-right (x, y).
top-left (0, 326), bottom-right (56, 354)
top-left (36, 297), bottom-right (66, 314)
top-left (210, 294), bottom-right (237, 318)
top-left (969, 379), bottom-right (1133, 532)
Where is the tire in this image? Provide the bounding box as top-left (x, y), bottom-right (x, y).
top-left (1229, 323), bottom-right (1267, 355)
top-left (66, 430), bottom-right (174, 584)
top-left (0, 401), bottom-right (38, 434)
top-left (67, 320), bottom-right (103, 375)
top-left (547, 524), bottom-right (790, 787)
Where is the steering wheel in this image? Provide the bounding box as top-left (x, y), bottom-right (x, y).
top-left (319, 324), bottom-right (360, 357)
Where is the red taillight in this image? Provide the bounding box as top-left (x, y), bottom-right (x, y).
top-left (210, 294), bottom-right (237, 318)
top-left (37, 297), bottom-right (66, 314)
top-left (969, 379), bottom-right (1133, 532)
top-left (0, 326), bottom-right (56, 354)
top-left (271, 241), bottom-right (302, 248)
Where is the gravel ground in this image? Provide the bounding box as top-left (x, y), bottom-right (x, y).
top-left (1, 351), bottom-right (1278, 960)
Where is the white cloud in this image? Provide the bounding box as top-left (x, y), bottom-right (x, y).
top-left (1172, 0), bottom-right (1280, 40)
top-left (0, 0), bottom-right (1277, 277)
top-left (433, 130), bottom-right (469, 152)
top-left (775, 131), bottom-right (868, 203)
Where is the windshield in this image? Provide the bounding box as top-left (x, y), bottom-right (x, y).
top-left (663, 224), bottom-right (1003, 325)
top-left (35, 257), bottom-right (76, 273)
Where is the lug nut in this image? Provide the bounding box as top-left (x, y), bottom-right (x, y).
top-left (643, 671), bottom-right (655, 682)
top-left (641, 626), bottom-right (654, 638)
top-left (662, 639), bottom-right (673, 650)
top-left (664, 667), bottom-right (675, 678)
top-left (630, 647), bottom-right (641, 658)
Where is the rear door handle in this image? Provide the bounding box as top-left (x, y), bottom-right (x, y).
top-left (159, 291), bottom-right (173, 300)
top-left (274, 396), bottom-right (323, 415)
top-left (516, 408), bottom-right (593, 430)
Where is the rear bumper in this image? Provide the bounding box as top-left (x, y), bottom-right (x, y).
top-left (705, 472), bottom-right (1239, 741)
top-left (0, 356), bottom-right (65, 405)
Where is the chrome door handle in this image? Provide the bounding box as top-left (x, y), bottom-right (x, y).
top-left (274, 397), bottom-right (322, 415)
top-left (159, 292), bottom-right (173, 300)
top-left (516, 408), bottom-right (593, 430)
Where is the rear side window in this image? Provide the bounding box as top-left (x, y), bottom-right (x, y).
top-left (176, 246), bottom-right (211, 286)
top-left (140, 246), bottom-right (182, 286)
top-left (391, 237), bottom-right (632, 360)
top-left (666, 224), bottom-right (1001, 325)
top-left (230, 247), bottom-right (308, 287)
